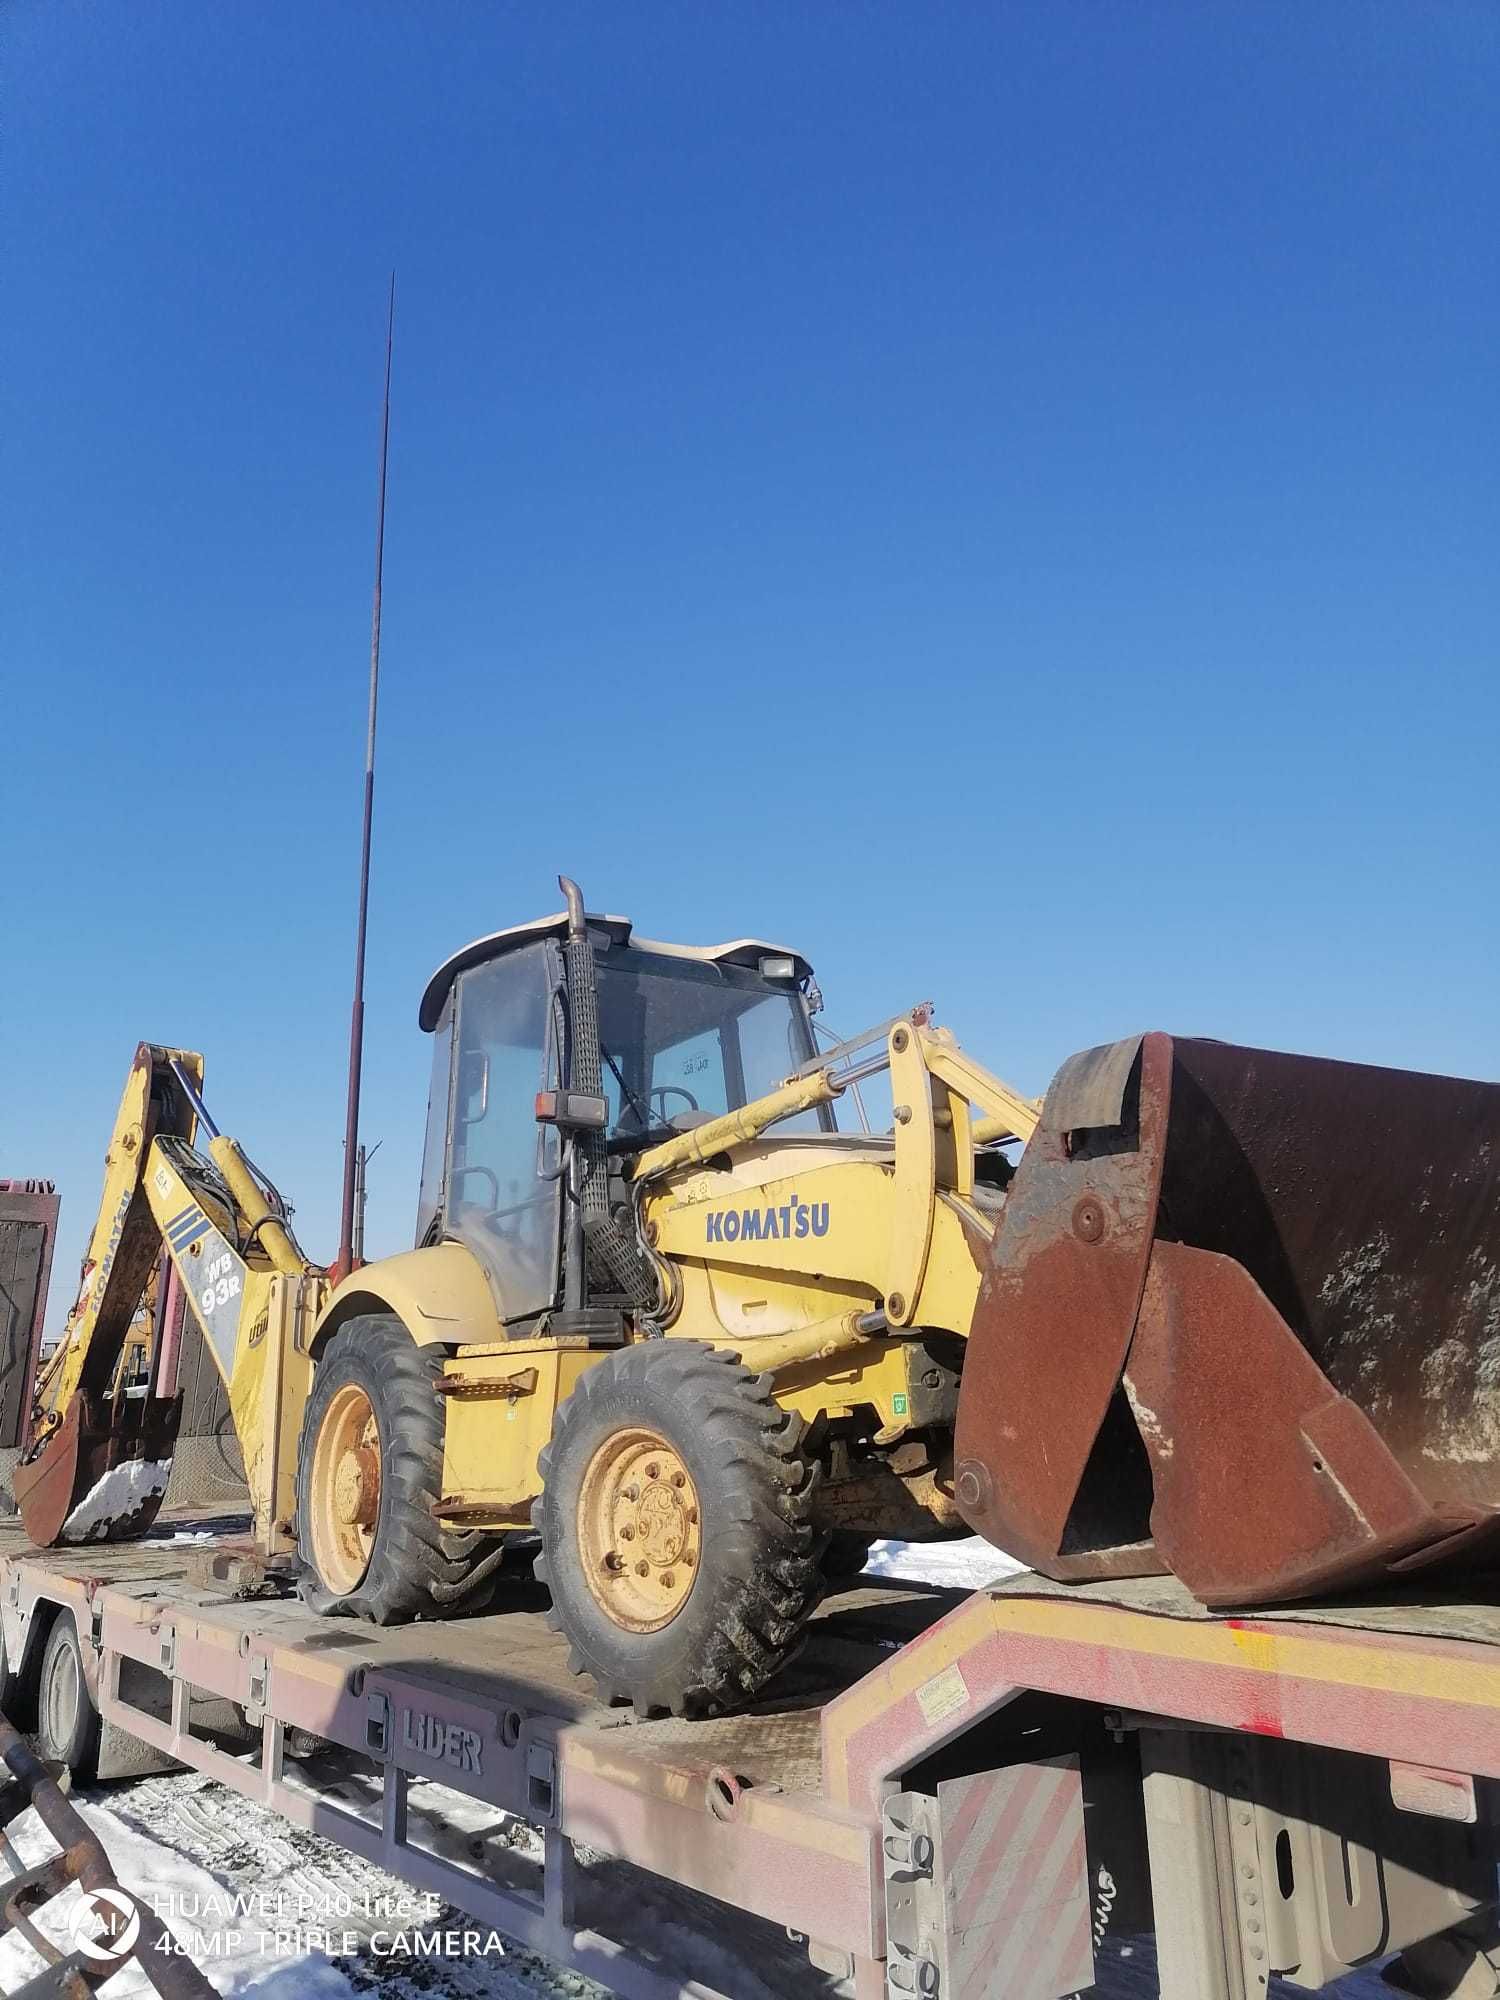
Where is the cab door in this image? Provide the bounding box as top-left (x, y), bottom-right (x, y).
top-left (438, 941), bottom-right (562, 1325)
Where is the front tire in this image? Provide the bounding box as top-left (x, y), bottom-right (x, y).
top-left (534, 1341), bottom-right (823, 1717)
top-left (296, 1315), bottom-right (494, 1623)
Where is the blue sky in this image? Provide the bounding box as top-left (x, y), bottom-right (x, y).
top-left (4, 3), bottom-right (1496, 1317)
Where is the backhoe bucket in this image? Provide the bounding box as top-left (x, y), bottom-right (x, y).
top-left (13, 1388), bottom-right (180, 1547)
top-left (954, 1033), bottom-right (1500, 1606)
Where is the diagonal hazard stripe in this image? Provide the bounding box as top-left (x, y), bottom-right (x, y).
top-left (977, 1825), bottom-right (1091, 2000)
top-left (949, 1764), bottom-right (1053, 1916)
top-left (976, 1789), bottom-right (1086, 2000)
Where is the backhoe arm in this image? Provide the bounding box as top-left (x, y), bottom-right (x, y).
top-left (27, 1044), bottom-right (203, 1433)
top-left (16, 1045), bottom-right (323, 1553)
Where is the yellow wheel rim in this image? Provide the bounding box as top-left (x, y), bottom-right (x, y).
top-left (578, 1426), bottom-right (701, 1634)
top-left (309, 1382), bottom-right (381, 1595)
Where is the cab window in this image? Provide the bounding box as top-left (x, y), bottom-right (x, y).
top-left (444, 943), bottom-right (560, 1323)
top-left (649, 1025), bottom-right (729, 1124)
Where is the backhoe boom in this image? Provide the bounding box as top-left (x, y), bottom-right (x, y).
top-left (15, 1045), bottom-right (323, 1551)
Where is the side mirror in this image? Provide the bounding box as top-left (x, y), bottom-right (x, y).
top-left (456, 1048), bottom-right (490, 1125)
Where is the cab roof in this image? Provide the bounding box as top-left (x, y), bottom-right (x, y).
top-left (419, 911), bottom-right (814, 1031)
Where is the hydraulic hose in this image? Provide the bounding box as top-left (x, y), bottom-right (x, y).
top-left (558, 877), bottom-right (659, 1316)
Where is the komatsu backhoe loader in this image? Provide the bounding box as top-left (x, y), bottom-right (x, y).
top-left (18, 880), bottom-right (1500, 1718)
top-left (16, 880), bottom-right (1040, 1713)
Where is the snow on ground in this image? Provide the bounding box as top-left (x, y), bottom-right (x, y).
top-left (0, 1784), bottom-right (343, 1997)
top-left (0, 1540), bottom-right (1401, 1998)
top-left (2, 1771), bottom-right (607, 1999)
top-left (863, 1534), bottom-right (1028, 1589)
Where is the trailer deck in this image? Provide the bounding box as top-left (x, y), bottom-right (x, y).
top-left (1, 1510), bottom-right (1497, 1999)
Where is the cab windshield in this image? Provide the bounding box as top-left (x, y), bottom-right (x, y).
top-left (594, 950), bottom-right (822, 1139)
top-left (416, 941), bottom-right (824, 1326)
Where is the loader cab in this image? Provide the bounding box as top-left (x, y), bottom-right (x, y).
top-left (415, 909), bottom-right (821, 1328)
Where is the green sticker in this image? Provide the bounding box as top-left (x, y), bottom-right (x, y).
top-left (892, 1393), bottom-right (908, 1415)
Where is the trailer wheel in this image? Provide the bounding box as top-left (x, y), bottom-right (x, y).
top-left (296, 1315), bottom-right (495, 1623)
top-left (534, 1342), bottom-right (823, 1717)
top-left (36, 1614), bottom-right (100, 1780)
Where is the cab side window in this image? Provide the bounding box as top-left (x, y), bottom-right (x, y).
top-left (446, 943), bottom-right (560, 1322)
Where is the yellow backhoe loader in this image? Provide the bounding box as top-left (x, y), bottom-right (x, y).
top-left (18, 879), bottom-right (1500, 1719)
top-left (16, 880), bottom-right (1040, 1714)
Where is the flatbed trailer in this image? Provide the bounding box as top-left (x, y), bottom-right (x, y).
top-left (0, 1511), bottom-right (1496, 2000)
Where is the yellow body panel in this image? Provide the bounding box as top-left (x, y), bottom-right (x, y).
top-left (431, 1328), bottom-right (930, 1519)
top-left (773, 1335), bottom-right (936, 1431)
top-left (438, 1338), bottom-right (605, 1523)
top-left (648, 1163), bottom-right (989, 1343)
top-left (431, 1323), bottom-right (936, 1518)
top-left (312, 1240), bottom-right (502, 1351)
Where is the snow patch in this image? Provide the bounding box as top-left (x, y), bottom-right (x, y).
top-left (60, 1458), bottom-right (171, 1544)
top-left (862, 1536), bottom-right (1028, 1588)
top-left (0, 1792), bottom-right (354, 1996)
top-left (72, 1771), bottom-right (606, 1998)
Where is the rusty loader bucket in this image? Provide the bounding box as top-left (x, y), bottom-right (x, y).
top-left (954, 1034), bottom-right (1500, 1606)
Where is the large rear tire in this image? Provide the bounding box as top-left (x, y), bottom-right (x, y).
top-left (533, 1341), bottom-right (823, 1717)
top-left (296, 1315), bottom-right (495, 1623)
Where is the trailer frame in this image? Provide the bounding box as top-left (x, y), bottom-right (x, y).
top-left (0, 1516), bottom-right (1495, 2000)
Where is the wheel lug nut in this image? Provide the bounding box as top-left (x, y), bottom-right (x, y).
top-left (645, 1463), bottom-right (659, 1480)
top-left (622, 1484), bottom-right (639, 1502)
top-left (635, 1561), bottom-right (649, 1577)
top-left (671, 1472), bottom-right (685, 1488)
top-left (661, 1572), bottom-right (675, 1590)
top-left (620, 1525), bottom-right (634, 1541)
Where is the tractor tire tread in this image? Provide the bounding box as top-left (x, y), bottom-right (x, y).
top-left (296, 1314), bottom-right (496, 1623)
top-left (533, 1340), bottom-right (824, 1718)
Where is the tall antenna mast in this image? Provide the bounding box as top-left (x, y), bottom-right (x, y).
top-left (338, 272), bottom-right (395, 1275)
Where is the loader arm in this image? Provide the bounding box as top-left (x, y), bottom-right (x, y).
top-left (15, 1045), bottom-right (324, 1554)
top-left (637, 1011), bottom-right (1043, 1354)
top-left (628, 1017), bottom-right (1041, 1188)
